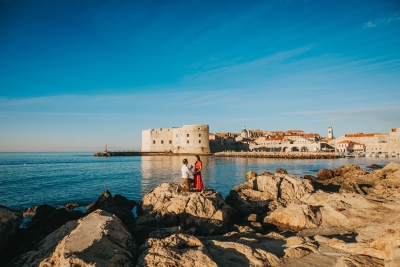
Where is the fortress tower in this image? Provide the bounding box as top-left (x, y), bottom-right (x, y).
top-left (328, 126), bottom-right (333, 139)
top-left (141, 124), bottom-right (210, 154)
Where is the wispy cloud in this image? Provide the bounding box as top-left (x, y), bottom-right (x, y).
top-left (286, 106), bottom-right (400, 122)
top-left (363, 15), bottom-right (400, 28)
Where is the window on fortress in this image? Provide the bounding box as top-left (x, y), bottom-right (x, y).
top-left (153, 140), bottom-right (155, 144)
top-left (187, 140), bottom-right (189, 144)
top-left (169, 140), bottom-right (172, 144)
top-left (199, 134), bottom-right (201, 137)
top-left (199, 140), bottom-right (201, 143)
top-left (161, 140), bottom-right (164, 144)
top-left (187, 134), bottom-right (189, 137)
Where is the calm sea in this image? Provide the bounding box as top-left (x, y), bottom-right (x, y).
top-left (1, 152), bottom-right (399, 212)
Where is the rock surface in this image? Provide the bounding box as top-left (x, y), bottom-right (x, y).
top-left (14, 209), bottom-right (136, 267)
top-left (225, 173), bottom-right (314, 217)
top-left (87, 189), bottom-right (137, 234)
top-left (0, 205), bottom-right (23, 252)
top-left (138, 183), bottom-right (238, 236)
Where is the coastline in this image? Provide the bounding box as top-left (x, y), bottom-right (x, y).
top-left (2, 161), bottom-right (400, 266)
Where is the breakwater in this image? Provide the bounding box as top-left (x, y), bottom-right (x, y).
top-left (92, 151), bottom-right (213, 157)
top-left (214, 151), bottom-right (339, 159)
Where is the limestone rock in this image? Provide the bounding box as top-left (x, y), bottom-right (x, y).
top-left (334, 255), bottom-right (384, 267)
top-left (138, 183), bottom-right (237, 236)
top-left (317, 168), bottom-right (334, 179)
top-left (87, 189), bottom-right (137, 233)
top-left (16, 209), bottom-right (136, 267)
top-left (332, 164), bottom-right (366, 177)
top-left (137, 234), bottom-right (217, 267)
top-left (276, 168), bottom-right (288, 174)
top-left (264, 203), bottom-right (322, 231)
top-left (0, 205), bottom-right (23, 252)
top-left (137, 232), bottom-right (283, 267)
top-left (246, 171), bottom-right (257, 180)
top-left (225, 173), bottom-right (314, 217)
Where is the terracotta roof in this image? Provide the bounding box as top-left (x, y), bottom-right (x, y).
top-left (345, 133), bottom-right (375, 137)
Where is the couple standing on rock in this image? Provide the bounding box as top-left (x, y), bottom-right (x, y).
top-left (177, 155), bottom-right (205, 193)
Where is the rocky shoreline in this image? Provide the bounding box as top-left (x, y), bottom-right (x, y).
top-left (1, 162), bottom-right (400, 266)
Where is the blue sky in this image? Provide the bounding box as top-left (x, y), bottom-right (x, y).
top-left (0, 0), bottom-right (399, 152)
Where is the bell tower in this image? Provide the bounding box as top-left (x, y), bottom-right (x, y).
top-left (328, 126), bottom-right (333, 139)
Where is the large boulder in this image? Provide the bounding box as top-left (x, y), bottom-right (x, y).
top-left (225, 173), bottom-right (314, 217)
top-left (138, 183), bottom-right (238, 236)
top-left (14, 210), bottom-right (136, 267)
top-left (332, 164), bottom-right (367, 177)
top-left (264, 203), bottom-right (322, 231)
top-left (317, 168), bottom-right (334, 179)
top-left (245, 171), bottom-right (257, 180)
top-left (87, 189), bottom-right (137, 234)
top-left (0, 205), bottom-right (23, 252)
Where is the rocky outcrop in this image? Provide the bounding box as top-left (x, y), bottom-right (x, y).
top-left (309, 163), bottom-right (400, 197)
top-left (24, 204), bottom-right (84, 242)
top-left (137, 232), bottom-right (283, 267)
top-left (245, 171), bottom-right (257, 180)
top-left (225, 173), bottom-right (314, 217)
top-left (0, 205), bottom-right (23, 252)
top-left (317, 168), bottom-right (334, 179)
top-left (138, 183), bottom-right (238, 236)
top-left (87, 189), bottom-right (137, 234)
top-left (14, 210), bottom-right (136, 267)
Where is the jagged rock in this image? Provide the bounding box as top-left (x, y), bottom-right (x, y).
top-left (0, 205), bottom-right (23, 252)
top-left (87, 189), bottom-right (137, 234)
top-left (14, 210), bottom-right (136, 267)
top-left (225, 173), bottom-right (314, 217)
top-left (335, 255), bottom-right (384, 267)
top-left (283, 236), bottom-right (318, 259)
top-left (276, 168), bottom-right (288, 174)
top-left (332, 164), bottom-right (366, 177)
top-left (65, 203), bottom-right (79, 210)
top-left (246, 171), bottom-right (257, 180)
top-left (25, 205), bottom-right (84, 240)
top-left (317, 168), bottom-right (334, 179)
top-left (264, 203), bottom-right (322, 231)
top-left (138, 183), bottom-right (237, 236)
top-left (137, 234), bottom-right (217, 267)
top-left (137, 232), bottom-right (283, 267)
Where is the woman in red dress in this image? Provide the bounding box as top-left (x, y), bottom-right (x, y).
top-left (193, 155), bottom-right (204, 192)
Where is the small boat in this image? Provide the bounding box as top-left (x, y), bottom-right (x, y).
top-left (344, 153), bottom-right (355, 158)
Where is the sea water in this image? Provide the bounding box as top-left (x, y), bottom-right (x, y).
top-left (1, 152), bottom-right (399, 212)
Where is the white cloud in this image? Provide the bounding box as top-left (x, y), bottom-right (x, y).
top-left (363, 21), bottom-right (376, 28)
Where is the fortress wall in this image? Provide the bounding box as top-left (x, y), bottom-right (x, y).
top-left (141, 128), bottom-right (174, 152)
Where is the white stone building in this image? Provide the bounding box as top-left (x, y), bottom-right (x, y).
top-left (329, 128), bottom-right (400, 154)
top-left (141, 124), bottom-right (211, 154)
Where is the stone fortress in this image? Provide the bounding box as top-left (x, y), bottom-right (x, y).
top-left (141, 124), bottom-right (211, 154)
top-left (142, 124), bottom-right (400, 155)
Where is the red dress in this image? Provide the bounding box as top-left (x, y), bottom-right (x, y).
top-left (193, 160), bottom-right (204, 191)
